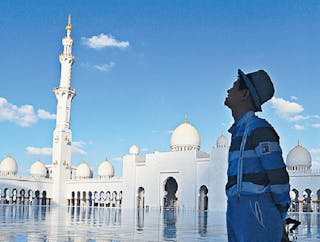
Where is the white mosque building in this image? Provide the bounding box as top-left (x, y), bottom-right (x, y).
top-left (0, 18), bottom-right (319, 213)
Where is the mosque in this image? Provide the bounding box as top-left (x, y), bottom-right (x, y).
top-left (0, 18), bottom-right (319, 213)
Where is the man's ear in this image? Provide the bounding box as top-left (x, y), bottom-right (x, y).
top-left (242, 89), bottom-right (251, 100)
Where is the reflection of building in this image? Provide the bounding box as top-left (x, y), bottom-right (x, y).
top-left (0, 17), bottom-right (320, 213)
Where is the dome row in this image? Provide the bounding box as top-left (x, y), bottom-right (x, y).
top-left (0, 157), bottom-right (115, 179)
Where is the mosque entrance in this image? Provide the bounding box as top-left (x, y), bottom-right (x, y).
top-left (198, 185), bottom-right (208, 210)
top-left (137, 187), bottom-right (145, 209)
top-left (163, 177), bottom-right (178, 209)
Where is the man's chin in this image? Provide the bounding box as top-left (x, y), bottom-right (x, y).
top-left (224, 98), bottom-right (229, 107)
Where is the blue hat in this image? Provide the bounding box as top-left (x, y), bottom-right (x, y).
top-left (238, 69), bottom-right (275, 111)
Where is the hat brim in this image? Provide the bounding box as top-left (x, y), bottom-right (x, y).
top-left (238, 69), bottom-right (262, 111)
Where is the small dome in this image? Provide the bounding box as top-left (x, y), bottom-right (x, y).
top-left (98, 158), bottom-right (114, 178)
top-left (76, 162), bottom-right (92, 178)
top-left (170, 117), bottom-right (200, 152)
top-left (216, 134), bottom-right (228, 148)
top-left (30, 160), bottom-right (47, 178)
top-left (0, 156), bottom-right (18, 175)
top-left (129, 145), bottom-right (140, 155)
top-left (286, 141), bottom-right (312, 170)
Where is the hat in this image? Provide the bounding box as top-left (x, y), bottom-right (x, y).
top-left (238, 69), bottom-right (274, 111)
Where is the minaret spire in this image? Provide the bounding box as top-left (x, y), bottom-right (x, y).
top-left (66, 14), bottom-right (72, 36)
top-left (52, 15), bottom-right (76, 168)
top-left (51, 16), bottom-right (77, 205)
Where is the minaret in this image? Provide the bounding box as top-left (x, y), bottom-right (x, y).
top-left (52, 15), bottom-right (76, 205)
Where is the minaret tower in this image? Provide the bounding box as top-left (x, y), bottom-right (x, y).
top-left (52, 15), bottom-right (76, 205)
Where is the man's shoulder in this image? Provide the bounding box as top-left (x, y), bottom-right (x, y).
top-left (249, 116), bottom-right (279, 141)
top-left (250, 115), bottom-right (274, 129)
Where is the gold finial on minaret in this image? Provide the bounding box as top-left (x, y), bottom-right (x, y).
top-left (66, 14), bottom-right (72, 31)
top-left (184, 115), bottom-right (188, 123)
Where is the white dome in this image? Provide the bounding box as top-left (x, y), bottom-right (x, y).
top-left (170, 118), bottom-right (200, 152)
top-left (0, 156), bottom-right (18, 175)
top-left (76, 162), bottom-right (92, 178)
top-left (216, 134), bottom-right (228, 148)
top-left (286, 142), bottom-right (312, 170)
top-left (98, 159), bottom-right (114, 178)
top-left (129, 145), bottom-right (140, 155)
top-left (30, 160), bottom-right (47, 178)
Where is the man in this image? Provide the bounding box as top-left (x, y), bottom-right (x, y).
top-left (224, 69), bottom-right (291, 242)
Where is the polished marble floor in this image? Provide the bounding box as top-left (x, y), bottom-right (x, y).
top-left (0, 205), bottom-right (319, 241)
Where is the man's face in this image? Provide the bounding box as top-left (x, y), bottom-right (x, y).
top-left (224, 79), bottom-right (246, 109)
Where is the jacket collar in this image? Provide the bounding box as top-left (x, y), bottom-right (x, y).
top-left (228, 111), bottom-right (255, 134)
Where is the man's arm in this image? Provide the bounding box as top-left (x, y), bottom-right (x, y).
top-left (252, 124), bottom-right (291, 219)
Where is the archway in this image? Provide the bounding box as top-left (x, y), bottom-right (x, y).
top-left (199, 185), bottom-right (208, 211)
top-left (100, 191), bottom-right (105, 206)
top-left (94, 191), bottom-right (99, 206)
top-left (35, 190), bottom-right (40, 205)
top-left (76, 191), bottom-right (81, 206)
top-left (20, 189), bottom-right (26, 205)
top-left (290, 189), bottom-right (299, 212)
top-left (83, 191), bottom-right (87, 205)
top-left (42, 191), bottom-right (47, 205)
top-left (28, 190), bottom-right (33, 205)
top-left (106, 191), bottom-right (111, 207)
top-left (71, 191), bottom-right (75, 206)
top-left (12, 189), bottom-right (17, 204)
top-left (303, 188), bottom-right (312, 212)
top-left (88, 191), bottom-right (93, 206)
top-left (137, 187), bottom-right (145, 209)
top-left (317, 189), bottom-right (320, 212)
top-left (112, 191), bottom-right (117, 207)
top-left (164, 177), bottom-right (178, 209)
top-left (4, 188), bottom-right (10, 204)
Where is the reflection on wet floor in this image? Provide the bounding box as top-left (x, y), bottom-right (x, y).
top-left (0, 205), bottom-right (319, 241)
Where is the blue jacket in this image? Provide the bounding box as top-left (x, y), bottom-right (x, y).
top-left (226, 111), bottom-right (291, 217)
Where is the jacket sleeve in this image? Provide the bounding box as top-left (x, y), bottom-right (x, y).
top-left (252, 124), bottom-right (291, 219)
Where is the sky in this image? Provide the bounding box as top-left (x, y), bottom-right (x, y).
top-left (0, 0), bottom-right (320, 176)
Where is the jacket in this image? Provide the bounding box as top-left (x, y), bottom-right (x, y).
top-left (226, 111), bottom-right (291, 217)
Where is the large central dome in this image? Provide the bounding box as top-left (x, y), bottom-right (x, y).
top-left (170, 117), bottom-right (200, 152)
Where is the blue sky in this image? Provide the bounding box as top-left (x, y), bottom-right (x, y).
top-left (0, 1), bottom-right (320, 176)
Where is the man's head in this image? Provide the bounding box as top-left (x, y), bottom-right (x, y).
top-left (225, 69), bottom-right (275, 117)
top-left (224, 76), bottom-right (254, 113)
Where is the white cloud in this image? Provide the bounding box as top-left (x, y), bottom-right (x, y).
top-left (37, 109), bottom-right (56, 120)
top-left (72, 141), bottom-right (87, 155)
top-left (310, 148), bottom-right (320, 154)
top-left (141, 148), bottom-right (148, 152)
top-left (293, 124), bottom-right (304, 130)
top-left (82, 34), bottom-right (129, 49)
top-left (288, 115), bottom-right (310, 122)
top-left (312, 123), bottom-right (320, 128)
top-left (270, 97), bottom-right (304, 118)
top-left (26, 141), bottom-right (87, 156)
top-left (0, 97), bottom-right (37, 127)
top-left (112, 157), bottom-right (123, 162)
top-left (26, 146), bottom-right (52, 156)
top-left (93, 62), bottom-right (115, 72)
top-left (291, 96), bottom-right (298, 100)
top-left (313, 159), bottom-right (320, 169)
top-left (0, 97), bottom-right (56, 127)
top-left (166, 130), bottom-right (174, 134)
